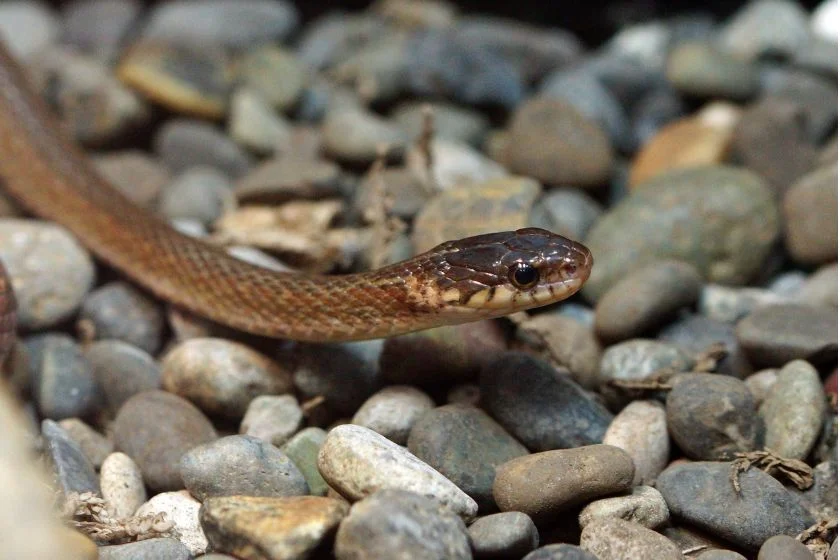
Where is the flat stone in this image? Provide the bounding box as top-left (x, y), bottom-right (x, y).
top-left (657, 461), bottom-right (814, 551)
top-left (666, 373), bottom-right (762, 460)
top-left (696, 551), bottom-right (748, 560)
top-left (98, 538), bottom-right (192, 560)
top-left (57, 418), bottom-right (113, 469)
top-left (180, 435), bottom-right (308, 501)
top-left (334, 489), bottom-right (470, 560)
top-left (493, 445), bottom-right (634, 521)
top-left (578, 486), bottom-right (669, 530)
top-left (135, 490), bottom-right (207, 555)
top-left (407, 403), bottom-right (529, 512)
top-left (27, 334), bottom-right (101, 420)
top-left (79, 281), bottom-right (165, 355)
top-left (281, 427), bottom-right (329, 497)
top-left (100, 452), bottom-right (146, 521)
top-left (317, 424), bottom-right (478, 520)
top-left (759, 360), bottom-right (826, 459)
top-left (783, 165), bottom-right (837, 265)
top-left (200, 495), bottom-right (346, 560)
top-left (352, 385), bottom-right (434, 445)
top-left (603, 401), bottom-right (669, 485)
top-left (481, 352), bottom-right (613, 451)
top-left (41, 419), bottom-right (100, 504)
top-left (468, 511), bottom-right (539, 559)
top-left (579, 518), bottom-right (683, 560)
top-left (85, 340), bottom-right (161, 416)
top-left (240, 395), bottom-right (302, 447)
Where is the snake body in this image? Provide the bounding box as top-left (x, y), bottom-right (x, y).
top-left (0, 41), bottom-right (592, 342)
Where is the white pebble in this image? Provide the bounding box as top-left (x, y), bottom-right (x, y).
top-left (100, 452), bottom-right (146, 521)
top-left (351, 385), bottom-right (435, 444)
top-left (135, 490), bottom-right (207, 555)
top-left (240, 394), bottom-right (302, 446)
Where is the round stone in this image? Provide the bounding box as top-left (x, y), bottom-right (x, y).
top-left (757, 534), bottom-right (817, 560)
top-left (599, 340), bottom-right (693, 408)
top-left (228, 88), bottom-right (292, 154)
top-left (100, 452), bottom-right (146, 521)
top-left (235, 156), bottom-right (343, 204)
top-left (602, 400), bottom-right (669, 486)
top-left (666, 41), bottom-right (759, 99)
top-left (62, 0), bottom-right (141, 61)
top-left (658, 313), bottom-right (753, 379)
top-left (579, 518), bottom-right (683, 560)
top-left (79, 281), bottom-right (165, 355)
top-left (351, 385), bottom-right (434, 445)
top-left (468, 512), bottom-right (538, 559)
top-left (281, 427), bottom-right (329, 497)
top-left (239, 45), bottom-right (305, 111)
top-left (158, 167), bottom-right (235, 226)
top-left (523, 544), bottom-right (598, 560)
top-left (783, 165), bottom-right (837, 265)
top-left (239, 395), bottom-right (302, 447)
top-left (85, 340), bottom-right (161, 416)
top-left (492, 445), bottom-right (635, 521)
top-left (391, 101), bottom-right (490, 147)
top-left (578, 486), bottom-right (669, 530)
top-left (718, 0), bottom-right (811, 61)
top-left (27, 334), bottom-right (101, 420)
top-left (154, 119), bottom-right (253, 179)
top-left (322, 108), bottom-right (407, 164)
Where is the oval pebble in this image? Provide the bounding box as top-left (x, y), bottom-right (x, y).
top-left (281, 427), bottom-right (329, 497)
top-left (27, 334), bottom-right (101, 420)
top-left (161, 338), bottom-right (293, 419)
top-left (468, 511), bottom-right (538, 559)
top-left (100, 452), bottom-right (146, 521)
top-left (595, 260), bottom-right (703, 343)
top-left (666, 373), bottom-right (761, 460)
top-left (782, 165), bottom-right (837, 265)
top-left (98, 538), bottom-right (192, 560)
top-left (603, 400), bottom-right (669, 485)
top-left (352, 385), bottom-right (434, 445)
top-left (113, 390), bottom-right (217, 492)
top-left (228, 88), bottom-right (292, 154)
top-left (239, 394), bottom-right (302, 447)
top-left (658, 313), bottom-right (753, 379)
top-left (322, 107), bottom-right (407, 164)
top-left (158, 167), bottom-right (235, 226)
top-left (578, 485), bottom-right (669, 530)
top-left (135, 490), bottom-right (207, 555)
top-left (334, 489), bottom-right (470, 560)
top-left (493, 444), bottom-right (634, 521)
top-left (759, 359), bottom-right (826, 459)
top-left (580, 518), bottom-right (683, 560)
top-left (79, 282), bottom-right (165, 355)
top-left (666, 41), bottom-right (759, 99)
top-left (317, 424), bottom-right (478, 520)
top-left (481, 352), bottom-right (613, 451)
top-left (599, 340), bottom-right (693, 408)
top-left (657, 461), bottom-right (814, 551)
top-left (0, 219), bottom-right (95, 329)
top-left (180, 435), bottom-right (307, 501)
top-left (407, 403), bottom-right (528, 512)
top-left (57, 418), bottom-right (113, 469)
top-left (85, 340), bottom-right (161, 416)
top-left (154, 119), bottom-right (253, 179)
top-left (696, 551), bottom-right (748, 560)
top-left (757, 534), bottom-right (815, 560)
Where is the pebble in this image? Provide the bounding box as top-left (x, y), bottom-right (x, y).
top-left (98, 538), bottom-right (192, 560)
top-left (180, 435), bottom-right (308, 501)
top-left (322, 107), bottom-right (407, 164)
top-left (0, 1), bottom-right (59, 59)
top-left (797, 460), bottom-right (838, 520)
top-left (532, 188), bottom-right (603, 245)
top-left (595, 260), bottom-right (703, 343)
top-left (657, 461), bottom-right (814, 550)
top-left (579, 485), bottom-right (669, 531)
top-left (493, 445), bottom-right (635, 520)
top-left (447, 384), bottom-right (481, 406)
top-left (57, 418), bottom-right (113, 469)
top-left (659, 314), bottom-right (753, 378)
top-left (380, 320), bottom-right (507, 385)
top-left (295, 12), bottom-right (386, 70)
top-left (200, 495), bottom-right (348, 560)
top-left (699, 284), bottom-right (784, 324)
top-left (584, 166), bottom-right (779, 301)
top-left (240, 394), bottom-right (302, 447)
top-left (759, 360), bottom-right (826, 459)
top-left (334, 489), bottom-right (471, 560)
top-left (41, 419), bottom-right (100, 503)
top-left (161, 337), bottom-right (293, 419)
top-left (598, 340), bottom-right (693, 408)
top-left (392, 101), bottom-right (490, 147)
top-left (79, 281), bottom-right (165, 354)
top-left (85, 340), bottom-right (161, 416)
top-left (239, 45), bottom-right (305, 111)
top-left (501, 97), bottom-right (613, 188)
top-left (757, 535), bottom-right (814, 560)
top-left (27, 333), bottom-right (101, 420)
top-left (351, 385), bottom-right (434, 445)
top-left (481, 352), bottom-right (613, 451)
top-left (100, 452), bottom-right (146, 521)
top-left (523, 544), bottom-right (598, 560)
top-left (629, 102), bottom-right (740, 187)
top-left (228, 88), bottom-right (292, 154)
top-left (236, 156), bottom-right (344, 204)
top-left (630, 86), bottom-right (687, 149)
top-left (666, 373), bottom-right (761, 460)
top-left (735, 303), bottom-right (837, 367)
top-left (579, 518), bottom-right (683, 560)
top-left (92, 151), bottom-right (170, 209)
top-left (158, 166), bottom-right (236, 226)
top-left (412, 176), bottom-right (540, 252)
top-left (328, 32), bottom-right (409, 104)
top-left (768, 70), bottom-right (838, 144)
top-left (317, 424), bottom-right (478, 520)
top-left (0, 219), bottom-right (95, 329)
top-left (730, 98), bottom-right (818, 196)
top-left (783, 165), bottom-right (837, 265)
top-left (514, 314), bottom-right (603, 390)
top-left (602, 400), bottom-right (669, 485)
top-left (468, 511), bottom-right (539, 559)
top-left (407, 403), bottom-right (529, 512)
top-left (696, 551), bottom-right (748, 560)
top-left (666, 41), bottom-right (759, 99)
top-left (798, 263), bottom-right (838, 307)
top-left (112, 390), bottom-right (217, 491)
top-left (141, 0), bottom-right (298, 48)
top-left (135, 490), bottom-right (207, 555)
top-left (718, 0), bottom-right (811, 61)
top-left (744, 369), bottom-right (779, 404)
top-left (154, 119), bottom-right (253, 179)
top-left (407, 139), bottom-right (508, 192)
top-left (812, 0), bottom-right (839, 41)
top-left (61, 0), bottom-right (141, 62)
top-left (281, 427), bottom-right (329, 497)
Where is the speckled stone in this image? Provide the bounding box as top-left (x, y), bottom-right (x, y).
top-left (281, 427), bottom-right (329, 497)
top-left (468, 512), bottom-right (539, 559)
top-left (112, 390), bottom-right (217, 492)
top-left (666, 373), bottom-right (762, 460)
top-left (579, 486), bottom-right (669, 530)
top-left (493, 445), bottom-right (635, 521)
top-left (735, 303), bottom-right (837, 367)
top-left (595, 260), bottom-right (703, 343)
top-left (657, 462), bottom-right (814, 551)
top-left (603, 401), bottom-right (669, 485)
top-left (584, 166), bottom-right (778, 301)
top-left (57, 418), bottom-right (113, 469)
top-left (100, 452), bottom-right (146, 521)
top-left (523, 544), bottom-right (598, 560)
top-left (42, 419), bottom-right (100, 503)
top-left (135, 490), bottom-right (207, 555)
top-left (79, 282), bottom-right (164, 354)
top-left (599, 340), bottom-right (693, 408)
top-left (0, 219), bottom-right (95, 329)
top-left (154, 119), bottom-right (253, 178)
top-left (181, 435), bottom-right (308, 501)
top-left (759, 360), bottom-right (826, 459)
top-left (201, 495), bottom-right (348, 560)
top-left (580, 518), bottom-right (683, 560)
top-left (783, 165), bottom-right (837, 265)
top-left (796, 460), bottom-right (838, 521)
top-left (352, 385), bottom-right (434, 445)
top-left (27, 334), bottom-right (101, 420)
top-left (335, 489), bottom-right (471, 560)
top-left (86, 340), bottom-right (161, 416)
top-left (481, 352), bottom-right (613, 451)
top-left (161, 338), bottom-right (293, 419)
top-left (318, 424), bottom-right (478, 520)
top-left (407, 403), bottom-right (528, 512)
top-left (98, 538), bottom-right (192, 560)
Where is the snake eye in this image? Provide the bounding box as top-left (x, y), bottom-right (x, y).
top-left (510, 263), bottom-right (540, 289)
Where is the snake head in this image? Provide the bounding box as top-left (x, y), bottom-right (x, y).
top-left (425, 227), bottom-right (593, 316)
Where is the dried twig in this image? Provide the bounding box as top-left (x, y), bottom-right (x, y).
top-left (63, 492), bottom-right (174, 545)
top-left (363, 144), bottom-right (407, 269)
top-left (692, 342), bottom-right (728, 373)
top-left (730, 449), bottom-right (814, 494)
top-left (797, 519), bottom-right (837, 560)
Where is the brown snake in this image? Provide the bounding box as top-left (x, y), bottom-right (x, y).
top-left (0, 40), bottom-right (592, 343)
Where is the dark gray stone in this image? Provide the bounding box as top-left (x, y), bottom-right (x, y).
top-left (80, 282), bottom-right (165, 354)
top-left (27, 334), bottom-right (101, 420)
top-left (86, 340), bottom-right (161, 416)
top-left (468, 511), bottom-right (538, 559)
top-left (98, 537), bottom-right (192, 560)
top-left (41, 419), bottom-right (99, 502)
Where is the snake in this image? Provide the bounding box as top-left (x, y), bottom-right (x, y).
top-left (0, 40), bottom-right (592, 345)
